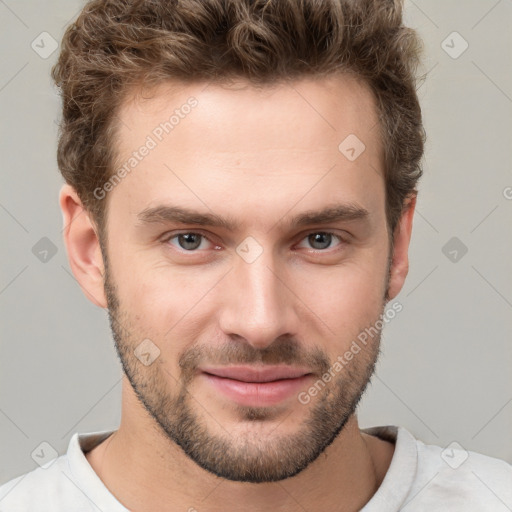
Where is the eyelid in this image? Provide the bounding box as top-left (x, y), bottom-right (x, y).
top-left (161, 229), bottom-right (349, 253)
top-left (294, 230), bottom-right (347, 250)
top-left (161, 230), bottom-right (220, 250)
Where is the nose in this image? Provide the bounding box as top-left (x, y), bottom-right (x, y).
top-left (218, 248), bottom-right (298, 350)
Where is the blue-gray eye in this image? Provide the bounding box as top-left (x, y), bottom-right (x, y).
top-left (301, 232), bottom-right (341, 250)
top-left (172, 233), bottom-right (206, 251)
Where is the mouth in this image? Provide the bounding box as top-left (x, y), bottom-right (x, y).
top-left (198, 365), bottom-right (314, 407)
top-left (200, 364), bottom-right (312, 382)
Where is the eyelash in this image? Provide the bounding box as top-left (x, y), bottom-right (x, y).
top-left (161, 230), bottom-right (347, 254)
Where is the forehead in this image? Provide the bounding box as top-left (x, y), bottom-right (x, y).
top-left (117, 74), bottom-right (380, 153)
top-left (109, 74), bottom-right (385, 230)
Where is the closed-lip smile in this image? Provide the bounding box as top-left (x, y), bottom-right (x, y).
top-left (199, 365), bottom-right (313, 383)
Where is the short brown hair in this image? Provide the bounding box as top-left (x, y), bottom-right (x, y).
top-left (51, 0), bottom-right (425, 241)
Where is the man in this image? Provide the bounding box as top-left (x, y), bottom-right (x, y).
top-left (1, 0), bottom-right (510, 510)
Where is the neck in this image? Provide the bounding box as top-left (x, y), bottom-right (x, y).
top-left (86, 380), bottom-right (394, 512)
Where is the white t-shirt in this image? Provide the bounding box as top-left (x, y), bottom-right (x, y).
top-left (1, 425), bottom-right (510, 511)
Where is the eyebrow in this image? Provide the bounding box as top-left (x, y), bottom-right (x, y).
top-left (136, 202), bottom-right (370, 231)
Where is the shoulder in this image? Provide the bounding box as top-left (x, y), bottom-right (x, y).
top-left (0, 430), bottom-right (124, 511)
top-left (0, 455), bottom-right (79, 510)
top-left (363, 425), bottom-right (512, 511)
top-left (411, 436), bottom-right (512, 510)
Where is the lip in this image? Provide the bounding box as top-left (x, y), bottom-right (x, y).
top-left (199, 365), bottom-right (312, 382)
top-left (199, 365), bottom-right (314, 407)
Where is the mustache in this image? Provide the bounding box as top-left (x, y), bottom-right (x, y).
top-left (178, 336), bottom-right (331, 376)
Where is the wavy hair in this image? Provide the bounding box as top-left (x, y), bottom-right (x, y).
top-left (51, 0), bottom-right (425, 241)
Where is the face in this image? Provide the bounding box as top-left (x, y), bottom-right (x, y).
top-left (100, 75), bottom-right (394, 483)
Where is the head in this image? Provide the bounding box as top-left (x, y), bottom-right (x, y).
top-left (55, 0), bottom-right (424, 483)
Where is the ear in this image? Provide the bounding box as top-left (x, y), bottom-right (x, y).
top-left (386, 194), bottom-right (417, 302)
top-left (59, 184), bottom-right (107, 308)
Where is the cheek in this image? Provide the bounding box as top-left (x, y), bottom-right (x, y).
top-left (299, 249), bottom-right (387, 301)
top-left (111, 256), bottom-right (221, 350)
top-left (290, 259), bottom-right (387, 340)
top-left (118, 274), bottom-right (191, 327)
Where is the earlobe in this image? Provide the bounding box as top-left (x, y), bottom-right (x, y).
top-left (385, 194), bottom-right (417, 302)
top-left (59, 184), bottom-right (107, 308)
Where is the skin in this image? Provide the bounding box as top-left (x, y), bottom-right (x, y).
top-left (60, 73), bottom-right (416, 511)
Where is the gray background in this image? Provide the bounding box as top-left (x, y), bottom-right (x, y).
top-left (1, 0), bottom-right (511, 486)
